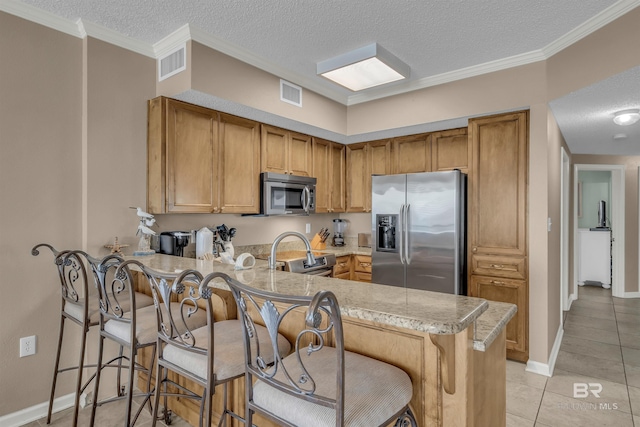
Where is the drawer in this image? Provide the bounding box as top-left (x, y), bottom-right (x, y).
top-left (470, 254), bottom-right (526, 280)
top-left (352, 271), bottom-right (371, 283)
top-left (333, 255), bottom-right (351, 276)
top-left (354, 255), bottom-right (372, 273)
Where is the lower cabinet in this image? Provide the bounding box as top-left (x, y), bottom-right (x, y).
top-left (352, 255), bottom-right (372, 283)
top-left (332, 255), bottom-right (351, 279)
top-left (470, 274), bottom-right (528, 362)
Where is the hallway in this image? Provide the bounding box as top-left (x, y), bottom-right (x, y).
top-left (506, 285), bottom-right (640, 426)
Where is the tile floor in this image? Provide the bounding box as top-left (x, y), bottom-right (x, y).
top-left (507, 285), bottom-right (640, 426)
top-left (23, 285), bottom-right (640, 426)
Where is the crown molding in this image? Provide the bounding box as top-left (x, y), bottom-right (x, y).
top-left (542, 0), bottom-right (640, 58)
top-left (3, 0), bottom-right (639, 106)
top-left (0, 0), bottom-right (81, 37)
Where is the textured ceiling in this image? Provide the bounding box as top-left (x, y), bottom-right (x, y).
top-left (10, 0), bottom-right (640, 154)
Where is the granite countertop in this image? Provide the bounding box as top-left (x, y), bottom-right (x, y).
top-left (128, 253), bottom-right (488, 336)
top-left (473, 301), bottom-right (518, 351)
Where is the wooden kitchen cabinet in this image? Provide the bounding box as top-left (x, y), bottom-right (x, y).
top-left (312, 138), bottom-right (346, 213)
top-left (217, 113), bottom-right (261, 213)
top-left (352, 255), bottom-right (372, 282)
top-left (431, 128), bottom-right (469, 173)
top-left (261, 124), bottom-right (312, 176)
top-left (346, 139), bottom-right (392, 212)
top-left (332, 255), bottom-right (351, 279)
top-left (147, 97), bottom-right (260, 214)
top-left (468, 111), bottom-right (528, 361)
top-left (392, 133), bottom-right (431, 174)
top-left (470, 275), bottom-right (528, 357)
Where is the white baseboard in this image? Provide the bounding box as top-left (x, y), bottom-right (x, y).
top-left (525, 325), bottom-right (564, 378)
top-left (566, 292), bottom-right (577, 311)
top-left (0, 393), bottom-right (75, 427)
top-left (622, 291), bottom-right (640, 298)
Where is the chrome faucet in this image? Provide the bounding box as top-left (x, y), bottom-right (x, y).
top-left (268, 231), bottom-right (316, 270)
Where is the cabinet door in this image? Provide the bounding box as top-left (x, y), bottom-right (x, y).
top-left (330, 142), bottom-right (346, 213)
top-left (261, 125), bottom-right (288, 174)
top-left (218, 113), bottom-right (260, 214)
top-left (470, 275), bottom-right (528, 361)
top-left (431, 128), bottom-right (469, 173)
top-left (312, 138), bottom-right (331, 213)
top-left (367, 139), bottom-right (392, 212)
top-left (393, 133), bottom-right (430, 174)
top-left (346, 143), bottom-right (368, 212)
top-left (289, 131), bottom-right (313, 176)
top-left (468, 112), bottom-right (527, 258)
top-left (166, 100), bottom-right (218, 213)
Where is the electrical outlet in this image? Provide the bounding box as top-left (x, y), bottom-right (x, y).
top-left (20, 335), bottom-right (36, 357)
top-left (305, 223), bottom-right (311, 234)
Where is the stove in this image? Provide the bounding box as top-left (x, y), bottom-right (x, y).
top-left (256, 250), bottom-right (336, 276)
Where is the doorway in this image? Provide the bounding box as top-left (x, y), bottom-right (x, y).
top-left (560, 148), bottom-right (570, 322)
top-left (573, 164), bottom-right (625, 299)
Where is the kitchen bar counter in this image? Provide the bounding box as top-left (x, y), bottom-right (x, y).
top-left (130, 253), bottom-right (510, 426)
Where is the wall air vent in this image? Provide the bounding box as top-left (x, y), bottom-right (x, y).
top-left (280, 79), bottom-right (302, 107)
top-left (158, 44), bottom-right (186, 81)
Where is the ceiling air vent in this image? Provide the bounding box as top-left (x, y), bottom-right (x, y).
top-left (158, 44), bottom-right (186, 81)
top-left (280, 79), bottom-right (302, 107)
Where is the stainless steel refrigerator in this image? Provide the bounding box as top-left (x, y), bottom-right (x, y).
top-left (371, 170), bottom-right (466, 294)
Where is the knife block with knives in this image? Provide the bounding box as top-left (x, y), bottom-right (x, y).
top-left (310, 227), bottom-right (331, 250)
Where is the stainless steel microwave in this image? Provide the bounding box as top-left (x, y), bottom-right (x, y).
top-left (261, 172), bottom-right (316, 215)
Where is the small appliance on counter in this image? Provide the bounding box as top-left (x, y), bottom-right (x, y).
top-left (159, 231), bottom-right (191, 257)
top-left (358, 233), bottom-right (372, 248)
top-left (332, 219), bottom-right (347, 247)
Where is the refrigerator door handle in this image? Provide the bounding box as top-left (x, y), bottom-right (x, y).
top-left (405, 203), bottom-right (411, 265)
top-left (399, 204), bottom-right (406, 265)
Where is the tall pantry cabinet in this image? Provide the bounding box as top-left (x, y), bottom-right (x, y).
top-left (468, 111), bottom-right (529, 362)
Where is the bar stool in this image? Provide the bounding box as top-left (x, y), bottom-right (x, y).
top-left (224, 275), bottom-right (418, 427)
top-left (119, 262), bottom-right (291, 427)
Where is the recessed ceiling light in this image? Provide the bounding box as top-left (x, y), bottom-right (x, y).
top-left (613, 133), bottom-right (628, 140)
top-left (317, 43), bottom-right (410, 91)
top-left (613, 109), bottom-right (640, 126)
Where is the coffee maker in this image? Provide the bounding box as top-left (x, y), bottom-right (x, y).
top-left (159, 231), bottom-right (191, 257)
top-left (332, 219), bottom-right (347, 247)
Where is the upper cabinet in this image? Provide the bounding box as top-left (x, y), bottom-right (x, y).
top-left (147, 97), bottom-right (260, 214)
top-left (392, 133), bottom-right (431, 174)
top-left (261, 124), bottom-right (312, 176)
top-left (313, 138), bottom-right (346, 213)
top-left (431, 128), bottom-right (469, 173)
top-left (346, 139), bottom-right (391, 212)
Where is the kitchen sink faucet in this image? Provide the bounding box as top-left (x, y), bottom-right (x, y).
top-left (268, 231), bottom-right (316, 270)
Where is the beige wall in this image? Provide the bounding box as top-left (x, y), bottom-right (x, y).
top-left (3, 3), bottom-right (640, 419)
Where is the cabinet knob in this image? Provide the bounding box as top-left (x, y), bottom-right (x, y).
top-left (213, 207), bottom-right (219, 213)
top-left (472, 247), bottom-right (477, 252)
top-left (490, 280), bottom-right (505, 285)
top-left (490, 264), bottom-right (504, 269)
top-left (360, 262), bottom-right (371, 268)
top-left (220, 206), bottom-right (225, 211)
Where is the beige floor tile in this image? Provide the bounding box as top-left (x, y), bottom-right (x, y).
top-left (545, 368), bottom-right (631, 413)
top-left (506, 381), bottom-right (545, 421)
top-left (554, 350), bottom-right (626, 385)
top-left (628, 385), bottom-right (640, 416)
top-left (506, 411), bottom-right (535, 426)
top-left (617, 321), bottom-right (640, 336)
top-left (616, 312), bottom-right (640, 324)
top-left (570, 304), bottom-right (616, 320)
top-left (613, 304), bottom-right (640, 315)
top-left (613, 298), bottom-right (640, 308)
top-left (563, 322), bottom-right (621, 345)
top-left (565, 312), bottom-right (618, 332)
top-left (560, 335), bottom-right (622, 363)
top-left (634, 414), bottom-right (640, 426)
top-left (507, 360), bottom-right (548, 389)
top-left (626, 364), bottom-right (640, 388)
top-left (619, 333), bottom-right (640, 350)
top-left (622, 346), bottom-right (640, 367)
top-left (573, 298), bottom-right (615, 311)
top-left (536, 390), bottom-right (634, 427)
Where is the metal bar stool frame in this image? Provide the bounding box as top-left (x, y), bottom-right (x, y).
top-left (32, 244), bottom-right (100, 427)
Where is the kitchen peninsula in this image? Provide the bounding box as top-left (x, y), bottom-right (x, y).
top-left (130, 253), bottom-right (516, 427)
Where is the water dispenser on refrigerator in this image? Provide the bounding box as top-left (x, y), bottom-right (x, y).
top-left (376, 214), bottom-right (398, 252)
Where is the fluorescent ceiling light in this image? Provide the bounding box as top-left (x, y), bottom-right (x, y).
top-left (613, 109), bottom-right (640, 126)
top-left (317, 43), bottom-right (410, 91)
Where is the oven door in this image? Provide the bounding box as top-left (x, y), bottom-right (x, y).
top-left (264, 181), bottom-right (313, 215)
